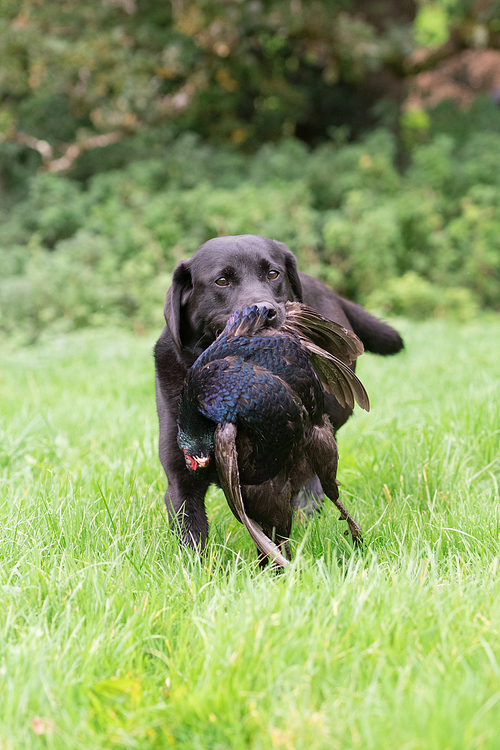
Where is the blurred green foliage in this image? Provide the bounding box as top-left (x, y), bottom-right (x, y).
top-left (0, 0), bottom-right (418, 191)
top-left (414, 3), bottom-right (450, 47)
top-left (2, 0), bottom-right (500, 337)
top-left (2, 97), bottom-right (500, 340)
top-left (2, 0), bottom-right (497, 186)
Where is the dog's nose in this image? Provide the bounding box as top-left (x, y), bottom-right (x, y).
top-left (265, 307), bottom-right (277, 321)
top-left (252, 301), bottom-right (276, 316)
top-left (253, 301), bottom-right (283, 328)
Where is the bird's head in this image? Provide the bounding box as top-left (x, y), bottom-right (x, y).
top-left (177, 422), bottom-right (214, 474)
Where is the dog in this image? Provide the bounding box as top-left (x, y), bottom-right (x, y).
top-left (154, 234), bottom-right (403, 549)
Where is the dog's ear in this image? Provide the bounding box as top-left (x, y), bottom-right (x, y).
top-left (274, 241), bottom-right (303, 302)
top-left (164, 260), bottom-right (193, 351)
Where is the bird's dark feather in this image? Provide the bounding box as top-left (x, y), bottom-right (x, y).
top-left (177, 303), bottom-right (368, 565)
top-left (214, 423), bottom-right (289, 567)
top-left (193, 357), bottom-right (303, 484)
top-left (283, 302), bottom-right (364, 363)
top-left (282, 302), bottom-right (370, 410)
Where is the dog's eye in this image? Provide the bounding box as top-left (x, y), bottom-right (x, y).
top-left (267, 270), bottom-right (279, 280)
top-left (215, 276), bottom-right (229, 287)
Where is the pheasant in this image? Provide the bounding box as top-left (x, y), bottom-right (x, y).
top-left (176, 302), bottom-right (369, 567)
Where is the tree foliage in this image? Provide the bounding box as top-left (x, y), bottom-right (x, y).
top-left (2, 0), bottom-right (500, 336)
top-left (1, 0), bottom-right (416, 190)
top-left (2, 0), bottom-right (499, 190)
top-left (2, 96), bottom-right (500, 340)
top-left (2, 0), bottom-right (499, 187)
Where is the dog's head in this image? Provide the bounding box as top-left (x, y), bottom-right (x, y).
top-left (165, 235), bottom-right (303, 357)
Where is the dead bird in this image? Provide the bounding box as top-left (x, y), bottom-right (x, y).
top-left (176, 302), bottom-right (369, 567)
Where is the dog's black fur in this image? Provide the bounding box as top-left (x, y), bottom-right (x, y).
top-left (154, 234), bottom-right (403, 549)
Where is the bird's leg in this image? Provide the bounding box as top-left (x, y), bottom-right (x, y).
top-left (307, 420), bottom-right (363, 546)
top-left (327, 481), bottom-right (362, 544)
top-left (321, 476), bottom-right (363, 547)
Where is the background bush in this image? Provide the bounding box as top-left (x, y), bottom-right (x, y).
top-left (2, 0), bottom-right (500, 339)
top-left (2, 97), bottom-right (500, 340)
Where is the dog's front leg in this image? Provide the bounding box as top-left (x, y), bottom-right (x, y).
top-left (164, 474), bottom-right (211, 551)
top-left (157, 392), bottom-right (211, 551)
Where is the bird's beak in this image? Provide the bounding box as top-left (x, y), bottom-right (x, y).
top-left (195, 456), bottom-right (210, 468)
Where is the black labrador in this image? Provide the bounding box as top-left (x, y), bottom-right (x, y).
top-left (154, 234), bottom-right (403, 549)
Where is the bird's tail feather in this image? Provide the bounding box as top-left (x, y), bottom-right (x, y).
top-left (214, 423), bottom-right (289, 568)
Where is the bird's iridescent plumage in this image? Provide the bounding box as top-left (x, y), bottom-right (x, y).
top-left (177, 303), bottom-right (368, 565)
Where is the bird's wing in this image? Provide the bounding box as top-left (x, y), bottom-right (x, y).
top-left (284, 302), bottom-right (364, 364)
top-left (307, 342), bottom-right (370, 412)
top-left (214, 423), bottom-right (289, 568)
top-left (283, 302), bottom-right (369, 411)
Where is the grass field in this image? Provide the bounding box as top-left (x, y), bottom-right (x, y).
top-left (1, 318), bottom-right (500, 749)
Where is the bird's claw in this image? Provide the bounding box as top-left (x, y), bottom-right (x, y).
top-left (341, 514), bottom-right (363, 546)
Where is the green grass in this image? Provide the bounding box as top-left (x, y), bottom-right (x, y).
top-left (1, 319), bottom-right (500, 749)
